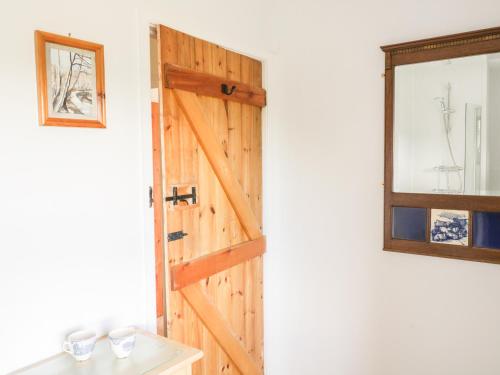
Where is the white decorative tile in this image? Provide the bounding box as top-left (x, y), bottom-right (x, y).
top-left (430, 209), bottom-right (469, 246)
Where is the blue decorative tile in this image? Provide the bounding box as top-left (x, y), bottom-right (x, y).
top-left (473, 211), bottom-right (500, 250)
top-left (392, 207), bottom-right (427, 241)
top-left (430, 209), bottom-right (468, 246)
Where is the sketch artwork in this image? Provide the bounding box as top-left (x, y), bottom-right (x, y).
top-left (45, 43), bottom-right (98, 120)
top-left (430, 209), bottom-right (469, 246)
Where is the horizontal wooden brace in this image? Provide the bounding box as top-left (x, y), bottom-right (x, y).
top-left (181, 284), bottom-right (263, 375)
top-left (165, 63), bottom-right (266, 107)
top-left (171, 236), bottom-right (266, 291)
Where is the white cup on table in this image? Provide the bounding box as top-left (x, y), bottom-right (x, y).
top-left (62, 330), bottom-right (97, 361)
top-left (108, 327), bottom-right (136, 359)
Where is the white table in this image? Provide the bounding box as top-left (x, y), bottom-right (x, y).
top-left (9, 330), bottom-right (203, 375)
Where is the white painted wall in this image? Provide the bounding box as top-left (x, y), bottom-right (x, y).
top-left (3, 0), bottom-right (500, 374)
top-left (0, 1), bottom-right (268, 373)
top-left (0, 2), bottom-right (147, 373)
top-left (261, 1), bottom-right (500, 375)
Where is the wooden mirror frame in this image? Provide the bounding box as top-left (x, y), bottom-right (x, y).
top-left (381, 26), bottom-right (500, 264)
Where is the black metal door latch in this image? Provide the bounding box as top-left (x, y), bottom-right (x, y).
top-left (165, 186), bottom-right (197, 206)
top-left (149, 186), bottom-right (154, 208)
top-left (168, 231), bottom-right (188, 242)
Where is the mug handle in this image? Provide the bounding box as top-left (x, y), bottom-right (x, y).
top-left (62, 341), bottom-right (73, 355)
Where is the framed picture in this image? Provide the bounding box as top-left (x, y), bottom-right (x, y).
top-left (35, 30), bottom-right (106, 128)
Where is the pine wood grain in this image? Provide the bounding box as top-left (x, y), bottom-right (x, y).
top-left (171, 237), bottom-right (266, 290)
top-left (181, 284), bottom-right (262, 375)
top-left (164, 63), bottom-right (266, 107)
top-left (152, 102), bottom-right (165, 321)
top-left (157, 25), bottom-right (264, 375)
top-left (172, 89), bottom-right (262, 241)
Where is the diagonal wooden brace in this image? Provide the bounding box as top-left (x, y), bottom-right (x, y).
top-left (172, 89), bottom-right (262, 240)
top-left (181, 284), bottom-right (262, 375)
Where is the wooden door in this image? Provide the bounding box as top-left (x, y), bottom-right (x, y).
top-left (154, 25), bottom-right (266, 375)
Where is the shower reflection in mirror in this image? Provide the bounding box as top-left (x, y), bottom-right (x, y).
top-left (393, 52), bottom-right (500, 196)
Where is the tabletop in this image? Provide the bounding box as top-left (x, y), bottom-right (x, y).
top-left (9, 330), bottom-right (203, 375)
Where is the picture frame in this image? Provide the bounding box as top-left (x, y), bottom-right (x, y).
top-left (35, 30), bottom-right (106, 128)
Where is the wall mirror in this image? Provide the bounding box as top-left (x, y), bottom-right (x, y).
top-left (394, 53), bottom-right (500, 196)
top-left (382, 27), bottom-right (500, 264)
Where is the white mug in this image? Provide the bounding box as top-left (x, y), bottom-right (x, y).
top-left (108, 327), bottom-right (136, 359)
top-left (63, 330), bottom-right (97, 361)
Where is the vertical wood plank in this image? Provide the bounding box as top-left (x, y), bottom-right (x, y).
top-left (175, 30), bottom-right (204, 375)
top-left (250, 60), bottom-right (264, 370)
top-left (160, 25), bottom-right (184, 343)
top-left (240, 55), bottom-right (255, 360)
top-left (226, 50), bottom-right (246, 355)
top-left (196, 36), bottom-right (221, 375)
top-left (152, 101), bottom-right (165, 323)
top-left (157, 25), bottom-right (175, 339)
top-left (209, 43), bottom-right (232, 374)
